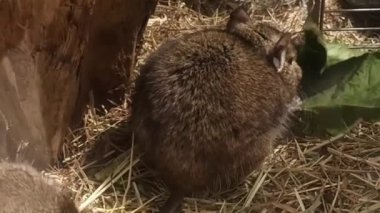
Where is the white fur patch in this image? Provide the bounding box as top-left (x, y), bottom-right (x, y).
top-left (273, 50), bottom-right (286, 72)
top-left (287, 96), bottom-right (302, 113)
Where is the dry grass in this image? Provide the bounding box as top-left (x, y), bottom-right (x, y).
top-left (48, 1), bottom-right (380, 212)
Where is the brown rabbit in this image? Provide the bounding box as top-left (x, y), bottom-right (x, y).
top-left (0, 162), bottom-right (79, 213)
top-left (131, 6), bottom-right (302, 213)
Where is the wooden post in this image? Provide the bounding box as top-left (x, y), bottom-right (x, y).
top-left (0, 0), bottom-right (157, 169)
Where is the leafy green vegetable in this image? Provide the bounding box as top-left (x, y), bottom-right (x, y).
top-left (296, 21), bottom-right (380, 136)
top-left (325, 43), bottom-right (366, 67)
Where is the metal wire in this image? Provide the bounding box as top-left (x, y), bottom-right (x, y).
top-left (324, 27), bottom-right (380, 31)
top-left (326, 8), bottom-right (380, 13)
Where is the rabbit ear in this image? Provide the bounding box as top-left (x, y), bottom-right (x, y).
top-left (272, 50), bottom-right (286, 72)
top-left (272, 33), bottom-right (293, 72)
top-left (230, 6), bottom-right (250, 23)
top-left (227, 6), bottom-right (250, 32)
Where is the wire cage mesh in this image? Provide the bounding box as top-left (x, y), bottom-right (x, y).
top-left (316, 0), bottom-right (380, 49)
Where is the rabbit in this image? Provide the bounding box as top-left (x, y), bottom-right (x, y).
top-left (130, 6), bottom-right (303, 213)
top-left (0, 162), bottom-right (79, 213)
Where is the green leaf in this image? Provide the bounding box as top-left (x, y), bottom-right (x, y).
top-left (325, 43), bottom-right (366, 67)
top-left (299, 46), bottom-right (380, 136)
top-left (295, 20), bottom-right (380, 136)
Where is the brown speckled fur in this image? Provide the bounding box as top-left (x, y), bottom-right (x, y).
top-left (131, 6), bottom-right (302, 213)
top-left (0, 162), bottom-right (78, 213)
